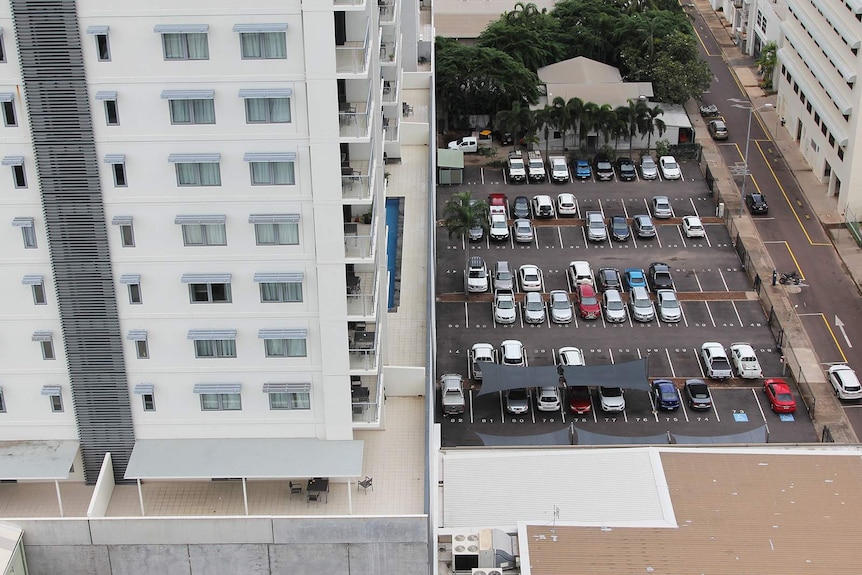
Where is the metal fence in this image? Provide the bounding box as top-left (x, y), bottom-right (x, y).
top-left (844, 204), bottom-right (862, 248)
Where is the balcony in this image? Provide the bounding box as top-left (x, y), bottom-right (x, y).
top-left (346, 268), bottom-right (380, 317)
top-left (351, 372), bottom-right (382, 425)
top-left (380, 40), bottom-right (397, 64)
top-left (379, 0), bottom-right (397, 25)
top-left (342, 159), bottom-right (374, 201)
top-left (343, 220), bottom-right (376, 259)
top-left (383, 115), bottom-right (399, 142)
top-left (339, 99), bottom-right (371, 139)
top-left (335, 20), bottom-right (370, 74)
top-left (382, 80), bottom-right (398, 105)
top-left (348, 322), bottom-right (379, 371)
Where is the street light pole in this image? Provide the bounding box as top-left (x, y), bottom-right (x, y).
top-left (739, 103), bottom-right (772, 216)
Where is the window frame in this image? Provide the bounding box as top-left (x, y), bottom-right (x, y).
top-left (239, 31), bottom-right (287, 60)
top-left (0, 390), bottom-right (5, 413)
top-left (22, 226), bottom-right (37, 249)
top-left (50, 394), bottom-right (63, 413)
top-left (32, 283), bottom-right (46, 305)
top-left (142, 393), bottom-right (156, 411)
top-left (2, 100), bottom-right (15, 127)
top-left (249, 161), bottom-right (296, 185)
top-left (135, 339), bottom-right (149, 359)
top-left (95, 33), bottom-right (111, 61)
top-left (175, 162), bottom-right (221, 187)
top-left (119, 223), bottom-right (135, 247)
top-left (0, 33), bottom-right (6, 63)
top-left (268, 391), bottom-right (311, 410)
top-left (188, 282), bottom-right (232, 303)
top-left (162, 32), bottom-right (209, 61)
top-left (128, 282), bottom-right (143, 304)
top-left (259, 281), bottom-right (303, 302)
top-left (181, 223), bottom-right (227, 246)
top-left (41, 339), bottom-right (55, 360)
top-left (168, 99), bottom-right (216, 125)
top-left (104, 99), bottom-right (120, 126)
top-left (112, 162), bottom-right (127, 187)
top-left (12, 164), bottom-right (26, 188)
top-left (254, 222), bottom-right (299, 246)
top-left (244, 97), bottom-right (291, 124)
top-left (200, 393), bottom-right (242, 410)
top-left (193, 339), bottom-right (237, 359)
top-left (264, 337), bottom-right (307, 358)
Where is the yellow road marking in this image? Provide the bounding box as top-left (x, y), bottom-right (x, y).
top-left (819, 313), bottom-right (848, 363)
top-left (693, 25), bottom-right (719, 57)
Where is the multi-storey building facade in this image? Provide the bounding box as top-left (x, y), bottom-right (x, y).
top-left (0, 0), bottom-right (402, 483)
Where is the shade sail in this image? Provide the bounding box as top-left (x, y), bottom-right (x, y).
top-left (477, 427), bottom-right (572, 446)
top-left (476, 359), bottom-right (649, 397)
top-left (671, 426), bottom-right (768, 445)
top-left (573, 427), bottom-right (670, 446)
top-left (474, 364), bottom-right (561, 396)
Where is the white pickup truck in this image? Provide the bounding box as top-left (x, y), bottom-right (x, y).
top-left (507, 152), bottom-right (526, 183)
top-left (527, 151), bottom-right (546, 182)
top-left (447, 136), bottom-right (479, 153)
top-left (549, 156), bottom-right (569, 183)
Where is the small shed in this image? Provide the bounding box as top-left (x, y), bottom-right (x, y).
top-left (437, 148), bottom-right (464, 185)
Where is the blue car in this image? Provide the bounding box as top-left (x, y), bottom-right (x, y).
top-left (652, 380), bottom-right (680, 410)
top-left (623, 268), bottom-right (647, 291)
top-left (575, 159), bottom-right (592, 180)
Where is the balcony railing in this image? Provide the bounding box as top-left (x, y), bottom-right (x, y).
top-left (351, 372), bottom-right (382, 424)
top-left (343, 221), bottom-right (375, 259)
top-left (335, 0), bottom-right (365, 6)
top-left (339, 101), bottom-right (371, 138)
top-left (342, 159), bottom-right (373, 201)
top-left (384, 116), bottom-right (399, 142)
top-left (346, 269), bottom-right (379, 317)
top-left (382, 81), bottom-right (398, 104)
top-left (335, 19), bottom-right (370, 74)
top-left (379, 0), bottom-right (396, 24)
top-left (348, 327), bottom-right (379, 370)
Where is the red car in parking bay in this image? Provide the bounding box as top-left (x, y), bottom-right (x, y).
top-left (488, 193), bottom-right (507, 217)
top-left (763, 378), bottom-right (797, 413)
top-left (568, 385), bottom-right (592, 414)
top-left (575, 284), bottom-right (600, 320)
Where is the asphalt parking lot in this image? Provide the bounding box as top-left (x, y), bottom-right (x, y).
top-left (435, 159), bottom-right (818, 446)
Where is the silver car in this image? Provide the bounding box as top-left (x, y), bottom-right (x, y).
top-left (640, 156), bottom-right (658, 180)
top-left (523, 291), bottom-right (546, 324)
top-left (586, 211), bottom-right (607, 242)
top-left (493, 290), bottom-right (517, 324)
top-left (652, 196), bottom-right (673, 219)
top-left (629, 286), bottom-right (655, 322)
top-left (505, 388), bottom-right (530, 414)
top-left (602, 289), bottom-right (627, 323)
top-left (513, 218), bottom-right (534, 243)
top-left (656, 289), bottom-right (681, 323)
top-left (549, 290), bottom-right (573, 324)
top-left (493, 261), bottom-right (514, 291)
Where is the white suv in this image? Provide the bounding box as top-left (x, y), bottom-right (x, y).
top-left (828, 365), bottom-right (862, 400)
top-left (701, 342), bottom-right (732, 379)
top-left (465, 256), bottom-right (488, 293)
top-left (500, 340), bottom-right (525, 367)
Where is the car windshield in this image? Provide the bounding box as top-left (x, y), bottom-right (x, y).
top-left (497, 299), bottom-right (514, 309)
top-left (639, 219), bottom-right (653, 229)
top-left (776, 392), bottom-right (793, 402)
top-left (526, 300), bottom-right (543, 311)
top-left (661, 390), bottom-right (676, 400)
top-left (491, 220), bottom-right (506, 228)
top-left (635, 298), bottom-right (651, 309)
top-left (664, 161), bottom-right (678, 170)
top-left (607, 299), bottom-right (623, 310)
top-left (517, 222), bottom-right (530, 231)
top-left (601, 387), bottom-right (622, 397)
top-left (508, 389), bottom-right (527, 400)
top-left (524, 273), bottom-right (539, 282)
top-left (469, 270), bottom-right (484, 278)
top-left (581, 295), bottom-right (598, 306)
top-left (497, 271), bottom-right (511, 280)
top-left (661, 298), bottom-right (678, 309)
top-left (689, 385), bottom-right (709, 398)
top-left (613, 221), bottom-right (627, 230)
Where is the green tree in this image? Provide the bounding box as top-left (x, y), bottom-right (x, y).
top-left (565, 97), bottom-right (585, 150)
top-left (639, 104), bottom-right (665, 150)
top-left (756, 41), bottom-right (778, 90)
top-left (478, 2), bottom-right (565, 71)
top-left (579, 102), bottom-right (600, 150)
top-left (650, 31), bottom-right (712, 103)
top-left (533, 105), bottom-right (557, 159)
top-left (496, 101), bottom-right (536, 151)
top-left (595, 104), bottom-right (616, 150)
top-left (442, 191), bottom-right (488, 240)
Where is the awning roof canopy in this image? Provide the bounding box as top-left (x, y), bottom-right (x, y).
top-left (475, 359), bottom-right (648, 396)
top-left (124, 438), bottom-right (364, 480)
top-left (0, 440), bottom-right (79, 480)
top-left (436, 148), bottom-right (464, 169)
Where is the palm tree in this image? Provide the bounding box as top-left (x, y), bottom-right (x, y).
top-left (594, 104), bottom-right (616, 151)
top-left (640, 104), bottom-right (665, 151)
top-left (496, 101), bottom-right (535, 151)
top-left (579, 102), bottom-right (600, 151)
top-left (550, 97), bottom-right (570, 149)
top-left (442, 191), bottom-right (488, 240)
top-left (624, 98), bottom-right (651, 156)
top-left (533, 105), bottom-right (557, 159)
top-left (565, 97), bottom-right (584, 150)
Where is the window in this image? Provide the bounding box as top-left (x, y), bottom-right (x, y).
top-left (255, 223), bottom-right (299, 245)
top-left (269, 391), bottom-right (310, 410)
top-left (1, 96), bottom-right (16, 127)
top-left (260, 281), bottom-right (302, 302)
top-left (175, 162), bottom-right (221, 186)
top-left (0, 32), bottom-right (5, 63)
top-left (50, 395), bottom-right (63, 412)
top-left (245, 98), bottom-right (291, 123)
top-left (161, 33), bottom-right (209, 60)
top-left (32, 283), bottom-right (46, 305)
top-left (142, 394), bottom-right (156, 411)
top-left (200, 393), bottom-right (241, 410)
top-left (35, 335), bottom-right (55, 360)
top-left (128, 282), bottom-right (142, 304)
top-left (12, 164), bottom-right (25, 188)
top-left (95, 33), bottom-right (110, 61)
top-left (13, 218), bottom-right (37, 248)
top-left (112, 216), bottom-right (134, 247)
top-left (250, 161), bottom-right (295, 185)
top-left (135, 340), bottom-right (149, 359)
top-left (0, 390), bottom-right (5, 413)
top-left (112, 162), bottom-right (127, 187)
top-left (194, 339), bottom-right (237, 358)
top-left (264, 338), bottom-right (307, 357)
top-left (189, 282), bottom-right (231, 303)
top-left (240, 32), bottom-right (286, 59)
top-left (104, 99), bottom-right (120, 125)
top-left (169, 99), bottom-right (215, 124)
top-left (182, 223), bottom-right (227, 246)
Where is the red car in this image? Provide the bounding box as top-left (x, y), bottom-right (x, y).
top-left (488, 193), bottom-right (507, 217)
top-left (568, 386), bottom-right (592, 414)
top-left (575, 284), bottom-right (600, 320)
top-left (763, 379), bottom-right (797, 413)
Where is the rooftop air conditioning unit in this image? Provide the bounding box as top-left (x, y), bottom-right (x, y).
top-left (472, 570), bottom-right (503, 575)
top-left (453, 531), bottom-right (480, 571)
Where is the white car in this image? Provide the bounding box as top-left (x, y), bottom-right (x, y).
top-left (729, 342), bottom-right (763, 379)
top-left (465, 256), bottom-right (489, 293)
top-left (469, 343), bottom-right (495, 380)
top-left (656, 289), bottom-right (681, 323)
top-left (567, 260), bottom-right (594, 288)
top-left (701, 342), bottom-right (732, 379)
top-left (602, 289), bottom-right (627, 323)
top-left (586, 211), bottom-right (607, 242)
top-left (493, 290), bottom-right (517, 324)
top-left (549, 290), bottom-right (573, 324)
top-left (682, 215), bottom-right (705, 238)
top-left (488, 213), bottom-right (509, 240)
top-left (828, 365), bottom-right (862, 400)
top-left (535, 386), bottom-right (562, 411)
top-left (557, 193), bottom-right (577, 216)
top-left (532, 194), bottom-right (555, 218)
top-left (523, 291), bottom-right (546, 324)
top-left (659, 155), bottom-right (681, 180)
top-left (558, 346), bottom-right (585, 367)
top-left (500, 339), bottom-right (525, 366)
top-left (599, 386), bottom-right (625, 412)
top-left (518, 264), bottom-right (543, 292)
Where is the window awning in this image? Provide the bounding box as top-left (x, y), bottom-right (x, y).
top-left (174, 214), bottom-right (226, 225)
top-left (86, 25), bottom-right (109, 34)
top-left (193, 383), bottom-right (242, 394)
top-left (21, 275), bottom-right (43, 285)
top-left (104, 154), bottom-right (125, 164)
top-left (181, 273), bottom-right (231, 284)
top-left (95, 91), bottom-right (117, 101)
top-left (119, 274), bottom-right (140, 284)
top-left (243, 152), bottom-right (296, 163)
top-left (111, 216), bottom-right (133, 226)
top-left (167, 153), bottom-right (220, 164)
top-left (160, 90), bottom-right (215, 100)
top-left (0, 93), bottom-right (14, 102)
top-left (248, 214), bottom-right (300, 224)
top-left (262, 382), bottom-right (311, 393)
top-left (40, 385), bottom-right (61, 397)
top-left (134, 384), bottom-right (154, 395)
top-left (124, 438), bottom-right (364, 480)
top-left (258, 328), bottom-right (307, 339)
top-left (12, 217), bottom-right (33, 228)
top-left (0, 440), bottom-right (79, 480)
top-left (187, 329), bottom-right (237, 341)
top-left (126, 330), bottom-right (148, 341)
top-left (31, 331), bottom-right (52, 342)
top-left (238, 88), bottom-right (293, 99)
top-left (232, 23), bottom-right (288, 33)
top-left (253, 272), bottom-right (304, 283)
top-left (2, 156), bottom-right (24, 166)
top-left (154, 24), bottom-right (209, 34)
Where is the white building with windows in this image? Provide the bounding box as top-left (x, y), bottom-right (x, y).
top-left (0, 0), bottom-right (414, 487)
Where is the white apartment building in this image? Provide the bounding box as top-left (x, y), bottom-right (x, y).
top-left (776, 0), bottom-right (862, 213)
top-left (0, 0), bottom-right (407, 484)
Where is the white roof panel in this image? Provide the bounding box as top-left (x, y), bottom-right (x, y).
top-left (0, 440), bottom-right (79, 480)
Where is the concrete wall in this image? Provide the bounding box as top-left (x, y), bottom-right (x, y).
top-left (86, 454), bottom-right (115, 518)
top-left (384, 366), bottom-right (426, 396)
top-left (14, 516), bottom-right (427, 575)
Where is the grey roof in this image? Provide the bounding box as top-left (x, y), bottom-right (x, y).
top-left (537, 57), bottom-right (622, 84)
top-left (437, 148), bottom-right (464, 169)
top-left (0, 440), bottom-right (79, 480)
top-left (476, 359), bottom-right (648, 397)
top-left (124, 438), bottom-right (364, 480)
top-left (0, 522), bottom-right (23, 571)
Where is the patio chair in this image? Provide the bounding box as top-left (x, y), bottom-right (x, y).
top-left (358, 476), bottom-right (374, 494)
top-left (307, 492), bottom-right (321, 506)
top-left (289, 481), bottom-right (303, 498)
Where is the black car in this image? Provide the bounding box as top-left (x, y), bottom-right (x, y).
top-left (745, 193), bottom-right (769, 214)
top-left (609, 216), bottom-right (630, 242)
top-left (647, 262), bottom-right (674, 291)
top-left (594, 155), bottom-right (614, 181)
top-left (684, 379), bottom-right (712, 410)
top-left (512, 195), bottom-right (531, 219)
top-left (616, 157), bottom-right (636, 181)
top-left (596, 267), bottom-right (622, 292)
top-left (501, 132), bottom-right (514, 146)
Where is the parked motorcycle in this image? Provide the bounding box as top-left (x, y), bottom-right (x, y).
top-left (779, 271), bottom-right (802, 285)
top-left (699, 104), bottom-right (720, 117)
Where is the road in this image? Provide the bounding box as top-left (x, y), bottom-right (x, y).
top-left (690, 4), bottom-right (862, 435)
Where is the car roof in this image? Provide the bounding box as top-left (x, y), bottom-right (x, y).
top-left (654, 379), bottom-right (674, 388)
top-left (472, 342), bottom-right (493, 351)
top-left (631, 285), bottom-right (648, 297)
top-left (634, 214), bottom-right (652, 221)
top-left (578, 283), bottom-right (596, 295)
top-left (684, 215), bottom-right (702, 223)
top-left (653, 195), bottom-right (669, 202)
top-left (605, 289), bottom-right (622, 300)
top-left (468, 256), bottom-right (485, 267)
top-left (625, 268), bottom-right (644, 276)
top-left (702, 341), bottom-right (724, 352)
top-left (534, 194), bottom-right (552, 202)
top-left (525, 291), bottom-right (542, 300)
top-left (514, 218), bottom-right (531, 225)
top-left (660, 156), bottom-right (676, 162)
top-left (520, 264), bottom-right (539, 272)
top-left (657, 289), bottom-right (677, 298)
top-left (550, 289), bottom-right (568, 297)
top-left (559, 192), bottom-right (575, 199)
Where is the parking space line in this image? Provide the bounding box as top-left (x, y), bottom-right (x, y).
top-left (711, 393), bottom-right (721, 422)
top-left (534, 232), bottom-right (540, 250)
top-left (608, 348), bottom-right (615, 364)
top-left (502, 169), bottom-right (507, 185)
top-left (689, 198), bottom-right (699, 217)
top-left (694, 349), bottom-right (706, 378)
top-left (464, 302), bottom-right (469, 328)
top-left (731, 301), bottom-right (744, 328)
top-left (680, 398), bottom-right (690, 422)
top-left (558, 227), bottom-right (564, 249)
top-left (481, 168), bottom-right (485, 185)
top-left (676, 225), bottom-right (687, 248)
top-left (655, 229), bottom-right (662, 249)
top-left (704, 301), bottom-right (716, 327)
top-left (598, 198), bottom-right (605, 216)
top-left (752, 388), bottom-right (769, 434)
top-left (649, 389), bottom-right (659, 422)
top-left (693, 269), bottom-right (703, 291)
top-left (718, 268), bottom-right (730, 291)
top-left (546, 304), bottom-right (552, 329)
top-left (704, 229), bottom-right (712, 248)
top-left (499, 392), bottom-right (506, 421)
top-left (462, 235), bottom-right (466, 250)
top-left (665, 348), bottom-right (676, 377)
top-left (469, 389), bottom-right (474, 424)
top-left (680, 303), bottom-right (689, 327)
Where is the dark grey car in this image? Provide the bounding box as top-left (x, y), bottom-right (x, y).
top-left (632, 214), bottom-right (656, 238)
top-left (684, 379), bottom-right (712, 410)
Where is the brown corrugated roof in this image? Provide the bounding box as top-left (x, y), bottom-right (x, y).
top-left (525, 450), bottom-right (862, 574)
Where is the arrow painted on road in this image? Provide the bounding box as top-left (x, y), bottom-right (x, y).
top-left (835, 315), bottom-right (853, 348)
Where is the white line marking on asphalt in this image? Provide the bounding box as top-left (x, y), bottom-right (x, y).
top-left (705, 301), bottom-right (716, 327)
top-left (695, 349), bottom-right (706, 378)
top-left (711, 393), bottom-right (721, 422)
top-left (718, 268), bottom-right (730, 291)
top-left (693, 269), bottom-right (703, 291)
top-left (753, 388), bottom-right (769, 436)
top-left (665, 348), bottom-right (676, 378)
top-left (732, 301), bottom-right (744, 328)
